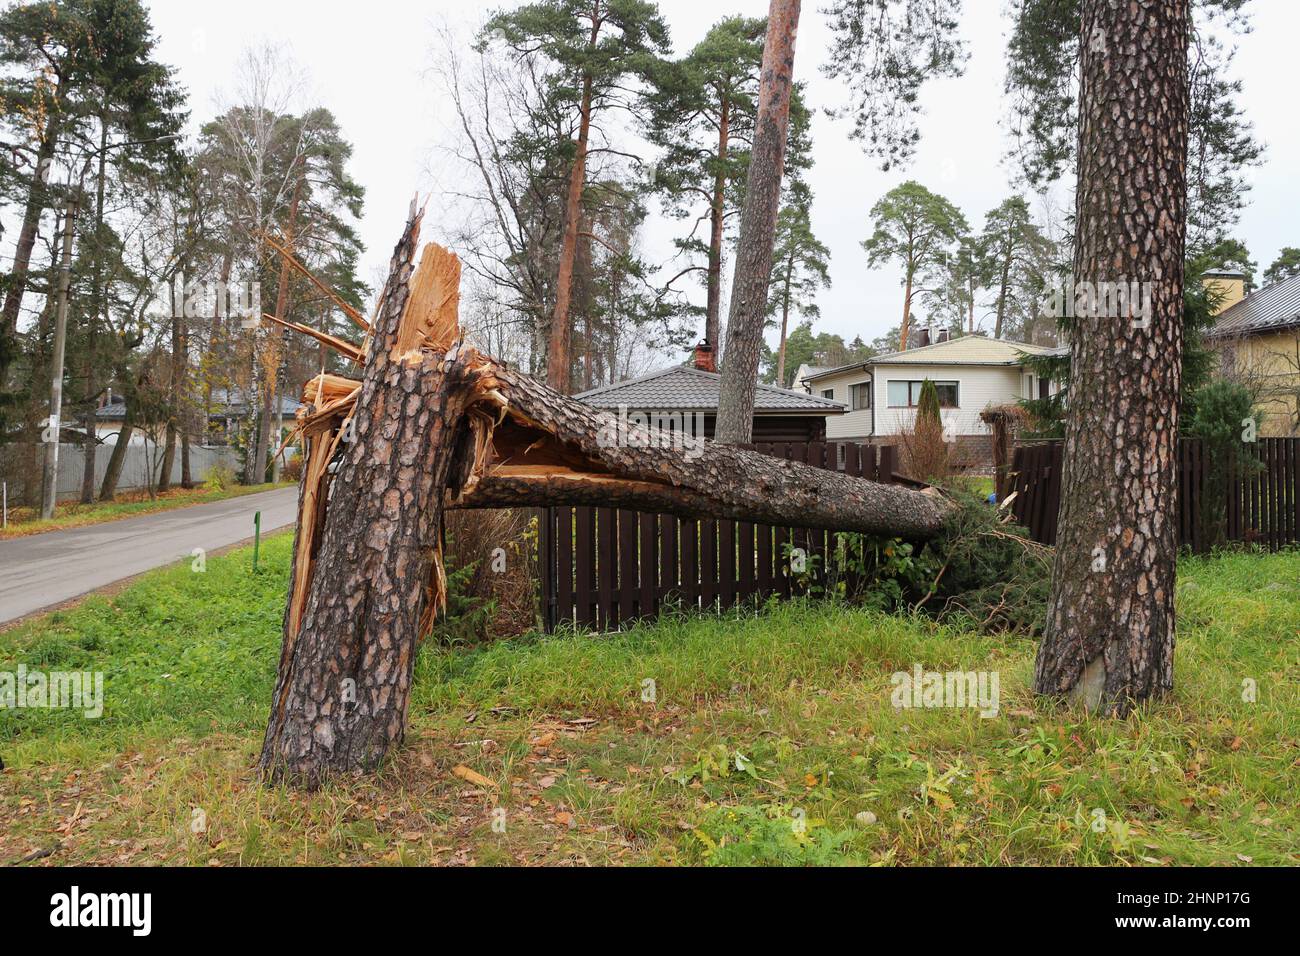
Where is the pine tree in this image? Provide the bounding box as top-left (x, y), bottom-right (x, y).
top-left (861, 181), bottom-right (968, 353)
top-left (769, 182), bottom-right (829, 387)
top-left (482, 0), bottom-right (670, 393)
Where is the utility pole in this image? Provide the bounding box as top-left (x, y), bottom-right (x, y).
top-left (41, 196), bottom-right (78, 520)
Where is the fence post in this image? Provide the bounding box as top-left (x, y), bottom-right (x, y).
top-left (879, 445), bottom-right (896, 484)
top-left (253, 511), bottom-right (262, 571)
top-left (536, 507), bottom-right (553, 633)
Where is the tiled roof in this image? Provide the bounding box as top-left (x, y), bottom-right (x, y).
top-left (1210, 272), bottom-right (1300, 337)
top-left (573, 366), bottom-right (845, 414)
top-left (804, 335), bottom-right (1055, 381)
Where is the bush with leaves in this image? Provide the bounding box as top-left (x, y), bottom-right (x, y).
top-left (898, 378), bottom-right (950, 481)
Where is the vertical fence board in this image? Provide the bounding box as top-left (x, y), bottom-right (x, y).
top-left (660, 515), bottom-right (679, 607)
top-left (597, 508), bottom-right (615, 628)
top-left (554, 507), bottom-right (573, 628)
top-left (719, 519), bottom-right (736, 610)
top-left (575, 507), bottom-right (595, 626)
top-left (537, 507), bottom-right (554, 632)
top-left (639, 513), bottom-right (657, 620)
top-left (618, 509), bottom-right (638, 624)
top-left (737, 520), bottom-right (756, 603)
top-left (681, 518), bottom-right (699, 612)
top-left (700, 518), bottom-right (718, 611)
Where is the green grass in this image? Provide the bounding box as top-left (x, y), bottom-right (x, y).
top-left (0, 481), bottom-right (291, 541)
top-left (1, 535), bottom-right (1296, 866)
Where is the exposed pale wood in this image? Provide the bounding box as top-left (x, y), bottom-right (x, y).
top-left (395, 242), bottom-right (461, 357)
top-left (261, 312), bottom-right (364, 365)
top-left (263, 231), bottom-right (370, 332)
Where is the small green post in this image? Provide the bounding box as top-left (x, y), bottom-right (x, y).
top-left (253, 510), bottom-right (262, 571)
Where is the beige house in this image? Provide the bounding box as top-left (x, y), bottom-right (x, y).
top-left (1205, 267), bottom-right (1300, 437)
top-left (798, 333), bottom-right (1062, 458)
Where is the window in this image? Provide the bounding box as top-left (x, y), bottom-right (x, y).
top-left (821, 388), bottom-right (835, 400)
top-left (850, 382), bottom-right (871, 410)
top-left (887, 380), bottom-right (959, 408)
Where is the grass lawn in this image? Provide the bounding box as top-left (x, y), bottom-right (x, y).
top-left (1, 533), bottom-right (1296, 866)
top-left (0, 482), bottom-right (292, 541)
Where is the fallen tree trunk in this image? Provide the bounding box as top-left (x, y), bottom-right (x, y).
top-left (456, 363), bottom-right (948, 537)
top-left (258, 203), bottom-right (953, 788)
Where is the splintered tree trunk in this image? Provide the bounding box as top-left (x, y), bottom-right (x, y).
top-left (715, 0), bottom-right (801, 444)
top-left (259, 217), bottom-right (466, 786)
top-left (1033, 0), bottom-right (1190, 715)
top-left (259, 202), bottom-right (951, 788)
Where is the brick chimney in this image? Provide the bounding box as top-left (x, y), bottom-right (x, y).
top-left (936, 328), bottom-right (950, 343)
top-left (1201, 265), bottom-right (1248, 315)
top-left (916, 328), bottom-right (931, 348)
top-left (693, 340), bottom-right (716, 373)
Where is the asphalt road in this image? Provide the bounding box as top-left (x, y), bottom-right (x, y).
top-left (0, 486), bottom-right (298, 625)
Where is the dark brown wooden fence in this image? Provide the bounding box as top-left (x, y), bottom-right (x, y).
top-left (537, 442), bottom-right (898, 632)
top-left (1008, 437), bottom-right (1300, 552)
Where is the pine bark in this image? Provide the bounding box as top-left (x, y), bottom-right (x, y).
top-left (714, 0), bottom-right (801, 444)
top-left (704, 96), bottom-right (730, 349)
top-left (1033, 0), bottom-right (1190, 716)
top-left (259, 216), bottom-right (465, 786)
top-left (898, 261), bottom-right (914, 353)
top-left (0, 117), bottom-right (60, 387)
top-left (80, 126), bottom-right (110, 504)
top-left (256, 176), bottom-right (303, 483)
top-left (546, 10), bottom-right (600, 394)
top-left (774, 247), bottom-right (794, 386)
top-left (459, 363), bottom-right (949, 537)
top-left (98, 408), bottom-right (134, 502)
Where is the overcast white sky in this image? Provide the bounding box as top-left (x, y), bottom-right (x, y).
top-left (145, 0), bottom-right (1298, 361)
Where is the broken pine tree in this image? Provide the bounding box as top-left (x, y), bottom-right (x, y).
top-left (258, 203), bottom-right (953, 789)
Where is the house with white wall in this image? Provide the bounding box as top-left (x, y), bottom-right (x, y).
top-left (798, 333), bottom-right (1062, 462)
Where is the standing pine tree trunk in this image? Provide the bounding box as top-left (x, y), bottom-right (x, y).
top-left (99, 403), bottom-right (135, 502)
top-left (158, 308), bottom-right (186, 493)
top-left (715, 0), bottom-right (801, 444)
top-left (546, 10), bottom-right (600, 394)
top-left (179, 310), bottom-right (193, 488)
top-left (1033, 0), bottom-right (1190, 715)
top-left (80, 113), bottom-right (111, 503)
top-left (774, 247), bottom-right (794, 386)
top-left (256, 176), bottom-right (304, 483)
top-left (898, 260), bottom-right (915, 352)
top-left (704, 96), bottom-right (731, 349)
top-left (0, 117), bottom-right (60, 388)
